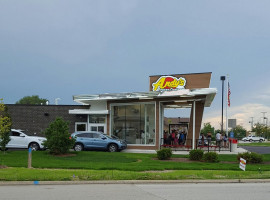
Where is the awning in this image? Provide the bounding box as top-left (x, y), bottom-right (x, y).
top-left (69, 109), bottom-right (109, 115)
top-left (73, 88), bottom-right (217, 107)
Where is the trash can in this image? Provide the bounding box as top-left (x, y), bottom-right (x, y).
top-left (230, 139), bottom-right (238, 152)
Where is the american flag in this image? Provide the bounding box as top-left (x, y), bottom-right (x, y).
top-left (228, 82), bottom-right (231, 107)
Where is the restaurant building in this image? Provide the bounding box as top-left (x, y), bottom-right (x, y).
top-left (69, 72), bottom-right (217, 150)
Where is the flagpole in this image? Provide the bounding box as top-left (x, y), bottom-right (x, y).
top-left (226, 74), bottom-right (229, 137)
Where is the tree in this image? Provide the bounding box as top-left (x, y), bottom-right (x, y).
top-left (252, 123), bottom-right (270, 140)
top-left (230, 125), bottom-right (247, 139)
top-left (43, 117), bottom-right (75, 155)
top-left (201, 122), bottom-right (215, 135)
top-left (0, 99), bottom-right (12, 152)
top-left (200, 122), bottom-right (215, 140)
top-left (16, 95), bottom-right (48, 105)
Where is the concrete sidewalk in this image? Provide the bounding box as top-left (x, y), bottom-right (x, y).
top-left (122, 146), bottom-right (248, 155)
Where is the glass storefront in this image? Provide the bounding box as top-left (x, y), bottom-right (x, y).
top-left (111, 103), bottom-right (155, 145)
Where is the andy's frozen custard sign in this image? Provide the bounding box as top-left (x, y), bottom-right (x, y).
top-left (152, 76), bottom-right (186, 91)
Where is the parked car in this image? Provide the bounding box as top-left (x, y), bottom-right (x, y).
top-left (242, 135), bottom-right (265, 142)
top-left (71, 131), bottom-right (127, 152)
top-left (0, 129), bottom-right (47, 151)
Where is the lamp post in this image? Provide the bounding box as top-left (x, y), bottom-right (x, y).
top-left (261, 112), bottom-right (267, 125)
top-left (220, 76), bottom-right (226, 134)
top-left (249, 117), bottom-right (254, 131)
top-left (264, 117), bottom-right (268, 126)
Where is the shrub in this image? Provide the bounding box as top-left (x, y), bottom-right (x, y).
top-left (157, 148), bottom-right (172, 160)
top-left (0, 99), bottom-right (12, 152)
top-left (237, 152), bottom-right (263, 164)
top-left (203, 152), bottom-right (219, 163)
top-left (43, 117), bottom-right (75, 155)
top-left (189, 149), bottom-right (204, 161)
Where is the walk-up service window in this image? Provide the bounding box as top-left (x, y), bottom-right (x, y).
top-left (111, 103), bottom-right (155, 145)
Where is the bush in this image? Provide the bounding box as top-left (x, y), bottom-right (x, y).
top-left (43, 117), bottom-right (75, 155)
top-left (237, 152), bottom-right (263, 164)
top-left (203, 152), bottom-right (219, 163)
top-left (189, 149), bottom-right (204, 161)
top-left (157, 148), bottom-right (172, 160)
top-left (0, 99), bottom-right (12, 152)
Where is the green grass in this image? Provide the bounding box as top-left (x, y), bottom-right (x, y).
top-left (1, 168), bottom-right (270, 181)
top-left (238, 142), bottom-right (270, 147)
top-left (1, 151), bottom-right (270, 181)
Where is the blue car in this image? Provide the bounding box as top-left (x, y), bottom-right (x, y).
top-left (71, 131), bottom-right (127, 152)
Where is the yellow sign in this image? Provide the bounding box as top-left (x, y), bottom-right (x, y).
top-left (152, 76), bottom-right (186, 91)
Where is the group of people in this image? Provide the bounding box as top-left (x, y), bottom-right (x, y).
top-left (163, 130), bottom-right (187, 146)
top-left (199, 132), bottom-right (228, 147)
top-left (215, 132), bottom-right (228, 148)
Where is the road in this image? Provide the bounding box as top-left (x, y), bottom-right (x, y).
top-left (0, 183), bottom-right (270, 200)
top-left (240, 146), bottom-right (270, 154)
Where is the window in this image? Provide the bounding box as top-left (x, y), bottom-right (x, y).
top-left (111, 103), bottom-right (155, 145)
top-left (89, 115), bottom-right (106, 123)
top-left (11, 131), bottom-right (21, 137)
top-left (93, 133), bottom-right (101, 138)
top-left (76, 133), bottom-right (93, 138)
top-left (75, 123), bottom-right (87, 132)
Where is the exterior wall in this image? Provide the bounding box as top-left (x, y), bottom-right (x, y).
top-left (5, 104), bottom-right (88, 136)
top-left (149, 72), bottom-right (212, 91)
top-left (89, 100), bottom-right (107, 111)
top-left (187, 101), bottom-right (205, 141)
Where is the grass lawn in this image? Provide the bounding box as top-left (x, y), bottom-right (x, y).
top-left (1, 151), bottom-right (270, 181)
top-left (238, 142), bottom-right (270, 147)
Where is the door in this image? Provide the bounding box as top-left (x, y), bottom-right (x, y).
top-left (89, 124), bottom-right (105, 133)
top-left (7, 131), bottom-right (28, 148)
top-left (91, 132), bottom-right (108, 149)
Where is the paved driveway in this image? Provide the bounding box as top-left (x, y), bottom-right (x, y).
top-left (240, 146), bottom-right (270, 154)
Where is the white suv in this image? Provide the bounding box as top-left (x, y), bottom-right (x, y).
top-left (5, 129), bottom-right (47, 151)
top-left (242, 135), bottom-right (265, 142)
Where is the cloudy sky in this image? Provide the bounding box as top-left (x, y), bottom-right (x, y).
top-left (1, 0), bottom-right (270, 130)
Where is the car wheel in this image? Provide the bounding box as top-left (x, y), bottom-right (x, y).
top-left (249, 139), bottom-right (252, 142)
top-left (29, 142), bottom-right (40, 151)
top-left (74, 143), bottom-right (83, 152)
top-left (259, 139), bottom-right (263, 142)
top-left (108, 144), bottom-right (118, 152)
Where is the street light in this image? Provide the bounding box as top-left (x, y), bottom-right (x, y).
top-left (264, 117), bottom-right (268, 126)
top-left (261, 112), bottom-right (267, 125)
top-left (220, 76), bottom-right (226, 134)
top-left (249, 117), bottom-right (254, 131)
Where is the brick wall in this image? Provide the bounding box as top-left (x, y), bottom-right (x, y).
top-left (5, 104), bottom-right (89, 136)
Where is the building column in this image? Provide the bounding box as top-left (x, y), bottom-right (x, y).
top-left (192, 100), bottom-right (196, 150)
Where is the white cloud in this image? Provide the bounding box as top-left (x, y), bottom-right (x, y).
top-left (203, 103), bottom-right (270, 131)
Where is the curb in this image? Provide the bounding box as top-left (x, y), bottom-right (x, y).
top-left (1, 179), bottom-right (270, 186)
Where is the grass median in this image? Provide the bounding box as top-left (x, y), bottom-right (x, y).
top-left (1, 151), bottom-right (270, 181)
top-left (238, 142), bottom-right (270, 147)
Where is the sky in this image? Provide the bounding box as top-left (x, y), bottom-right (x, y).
top-left (1, 0), bottom-right (270, 131)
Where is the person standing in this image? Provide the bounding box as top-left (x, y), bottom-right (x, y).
top-left (207, 132), bottom-right (212, 146)
top-left (163, 131), bottom-right (168, 145)
top-left (216, 132), bottom-right (221, 147)
top-left (223, 134), bottom-right (228, 148)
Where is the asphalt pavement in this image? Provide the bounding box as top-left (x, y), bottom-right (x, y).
top-left (1, 182), bottom-right (270, 200)
top-left (240, 146), bottom-right (270, 154)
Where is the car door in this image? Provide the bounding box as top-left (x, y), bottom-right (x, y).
top-left (76, 133), bottom-right (93, 148)
top-left (7, 131), bottom-right (28, 148)
top-left (91, 133), bottom-right (108, 149)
